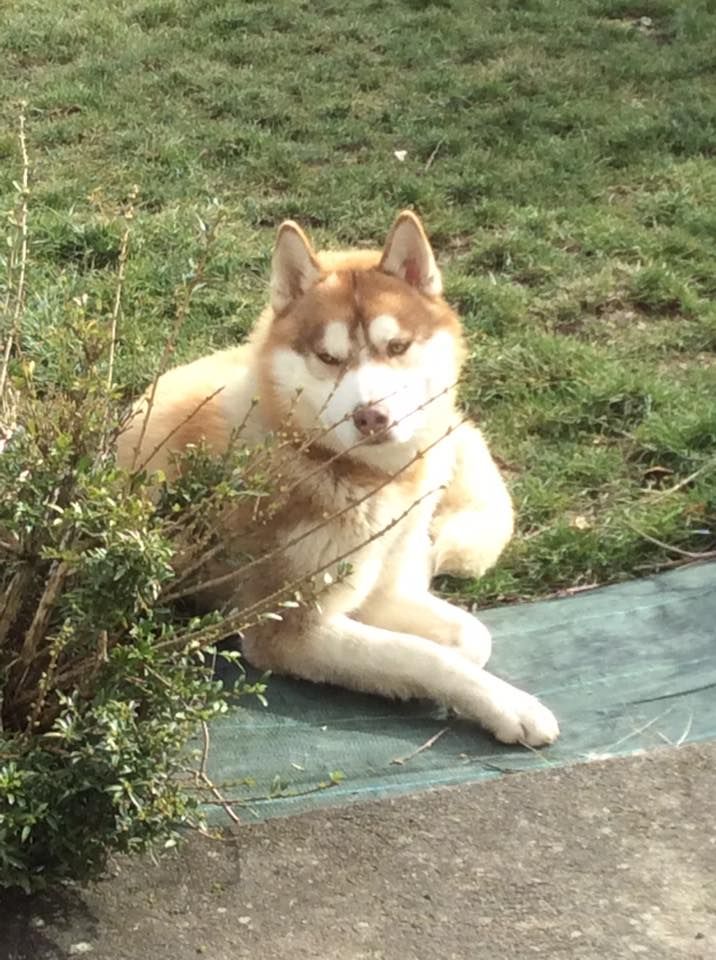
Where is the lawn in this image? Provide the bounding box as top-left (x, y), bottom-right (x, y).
top-left (1, 0), bottom-right (714, 605)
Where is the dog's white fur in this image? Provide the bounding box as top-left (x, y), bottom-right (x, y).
top-left (117, 212), bottom-right (559, 747)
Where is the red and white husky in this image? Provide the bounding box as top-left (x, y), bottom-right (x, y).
top-left (118, 212), bottom-right (559, 746)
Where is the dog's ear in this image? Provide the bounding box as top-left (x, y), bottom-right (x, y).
top-left (270, 221), bottom-right (321, 313)
top-left (380, 211), bottom-right (442, 297)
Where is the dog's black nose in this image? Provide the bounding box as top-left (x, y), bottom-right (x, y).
top-left (353, 404), bottom-right (390, 438)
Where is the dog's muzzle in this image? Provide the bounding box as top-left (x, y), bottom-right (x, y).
top-left (352, 404), bottom-right (391, 443)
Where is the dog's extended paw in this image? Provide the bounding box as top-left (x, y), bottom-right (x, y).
top-left (491, 691), bottom-right (560, 748)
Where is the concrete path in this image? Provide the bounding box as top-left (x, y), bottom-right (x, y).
top-left (2, 742), bottom-right (714, 960)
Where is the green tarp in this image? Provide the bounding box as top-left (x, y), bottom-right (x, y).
top-left (207, 563), bottom-right (716, 820)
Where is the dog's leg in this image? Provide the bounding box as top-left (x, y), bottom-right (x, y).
top-left (245, 613), bottom-right (558, 747)
top-left (357, 587), bottom-right (492, 668)
top-left (431, 421), bottom-right (514, 578)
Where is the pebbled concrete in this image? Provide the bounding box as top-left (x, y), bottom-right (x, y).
top-left (1, 742), bottom-right (715, 960)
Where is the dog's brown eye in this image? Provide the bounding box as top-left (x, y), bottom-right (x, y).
top-left (316, 350), bottom-right (341, 366)
top-left (387, 339), bottom-right (411, 357)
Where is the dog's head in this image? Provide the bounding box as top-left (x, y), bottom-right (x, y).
top-left (259, 212), bottom-right (465, 463)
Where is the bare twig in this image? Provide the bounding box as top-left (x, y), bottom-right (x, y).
top-left (106, 203), bottom-right (134, 392)
top-left (195, 720), bottom-right (241, 825)
top-left (606, 708), bottom-right (674, 751)
top-left (26, 627), bottom-right (71, 733)
top-left (199, 719), bottom-right (211, 778)
top-left (19, 560), bottom-right (70, 666)
top-left (676, 713), bottom-right (693, 747)
top-left (627, 522), bottom-right (716, 560)
top-left (282, 376), bottom-right (463, 500)
top-left (634, 555), bottom-right (715, 573)
top-left (0, 567), bottom-right (33, 646)
top-left (1, 105), bottom-right (30, 400)
top-left (0, 537), bottom-right (22, 556)
top-left (158, 483), bottom-right (444, 652)
top-left (549, 582), bottom-right (600, 599)
top-left (645, 457), bottom-right (716, 501)
top-left (163, 415), bottom-right (466, 605)
top-left (163, 384), bottom-right (462, 596)
top-left (132, 385), bottom-right (226, 475)
top-left (198, 774), bottom-right (346, 807)
top-left (391, 727), bottom-right (449, 765)
top-left (130, 213), bottom-right (223, 470)
top-left (424, 138), bottom-right (445, 172)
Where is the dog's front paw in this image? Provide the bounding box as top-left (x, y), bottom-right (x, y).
top-left (491, 691), bottom-right (559, 748)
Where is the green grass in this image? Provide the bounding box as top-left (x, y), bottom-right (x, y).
top-left (1, 0), bottom-right (715, 604)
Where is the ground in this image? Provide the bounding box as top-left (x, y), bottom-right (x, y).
top-left (1, 0), bottom-right (715, 604)
top-left (2, 742), bottom-right (714, 959)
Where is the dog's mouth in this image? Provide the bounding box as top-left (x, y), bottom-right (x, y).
top-left (359, 422), bottom-right (399, 446)
top-left (358, 421), bottom-right (403, 447)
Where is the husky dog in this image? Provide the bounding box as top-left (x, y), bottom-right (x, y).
top-left (118, 212), bottom-right (559, 746)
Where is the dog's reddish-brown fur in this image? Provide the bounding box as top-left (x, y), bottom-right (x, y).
top-left (117, 212), bottom-right (559, 746)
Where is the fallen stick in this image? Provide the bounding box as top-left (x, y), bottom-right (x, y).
top-left (391, 727), bottom-right (449, 765)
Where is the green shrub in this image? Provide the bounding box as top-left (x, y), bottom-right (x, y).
top-left (0, 111), bottom-right (417, 892)
top-left (0, 124), bottom-right (276, 893)
top-left (0, 295), bottom-right (276, 892)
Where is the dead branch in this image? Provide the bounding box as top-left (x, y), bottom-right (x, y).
top-left (164, 380), bottom-right (464, 601)
top-left (163, 415), bottom-right (466, 605)
top-left (18, 560), bottom-right (70, 666)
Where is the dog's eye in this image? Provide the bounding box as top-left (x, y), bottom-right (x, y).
top-left (387, 339), bottom-right (412, 357)
top-left (316, 350), bottom-right (341, 366)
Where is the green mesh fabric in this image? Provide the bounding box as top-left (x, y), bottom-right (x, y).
top-left (206, 563), bottom-right (716, 820)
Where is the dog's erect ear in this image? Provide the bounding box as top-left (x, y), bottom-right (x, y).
top-left (270, 221), bottom-right (321, 313)
top-left (380, 211), bottom-right (442, 297)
